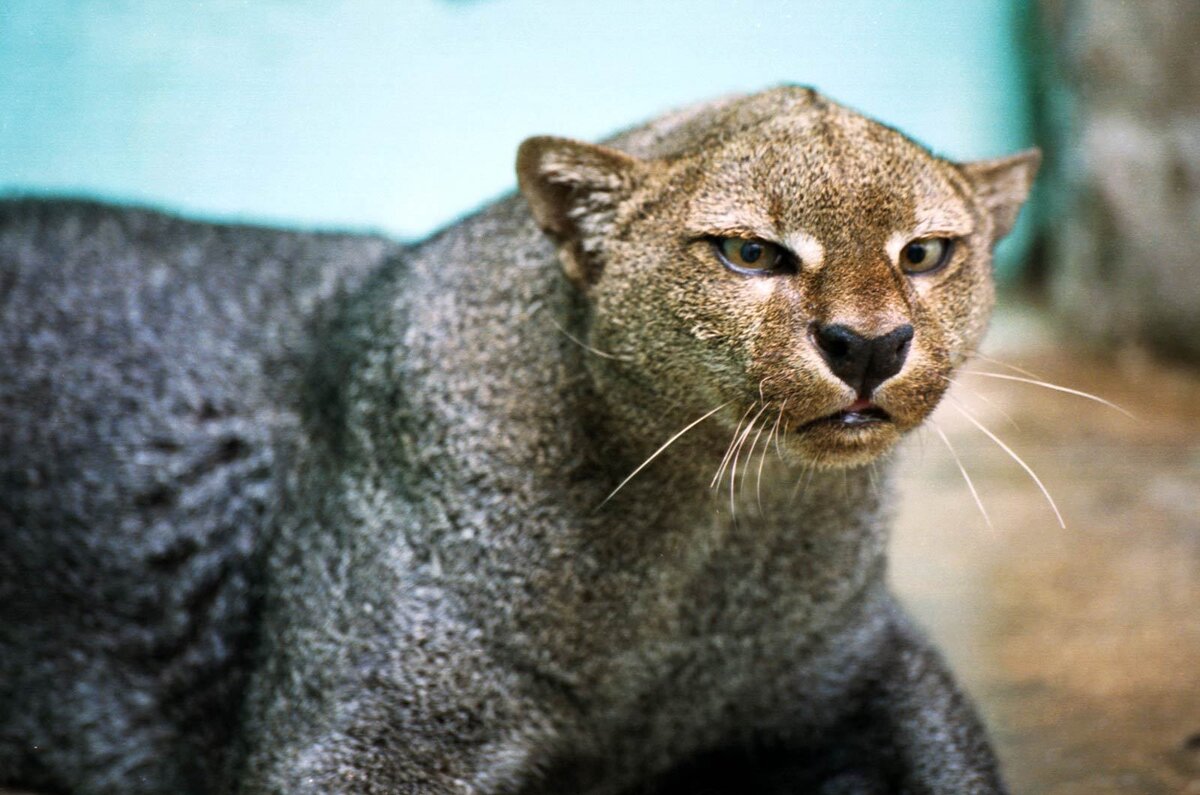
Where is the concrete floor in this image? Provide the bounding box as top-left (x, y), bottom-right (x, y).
top-left (892, 298), bottom-right (1200, 794)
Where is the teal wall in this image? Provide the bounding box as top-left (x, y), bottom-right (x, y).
top-left (0, 0), bottom-right (1033, 265)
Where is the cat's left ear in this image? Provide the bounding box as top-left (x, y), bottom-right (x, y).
top-left (959, 148), bottom-right (1041, 241)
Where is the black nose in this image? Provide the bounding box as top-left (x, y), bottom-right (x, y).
top-left (812, 323), bottom-right (914, 396)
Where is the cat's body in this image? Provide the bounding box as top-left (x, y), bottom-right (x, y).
top-left (0, 87), bottom-right (1036, 794)
top-left (0, 199), bottom-right (394, 789)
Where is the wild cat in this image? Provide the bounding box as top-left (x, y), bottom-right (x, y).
top-left (1, 86), bottom-right (1041, 793)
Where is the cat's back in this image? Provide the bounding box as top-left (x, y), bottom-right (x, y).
top-left (0, 197), bottom-right (396, 794)
top-left (0, 197), bottom-right (395, 507)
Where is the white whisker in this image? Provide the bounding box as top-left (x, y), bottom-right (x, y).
top-left (941, 374), bottom-right (1020, 431)
top-left (744, 410), bottom-right (770, 498)
top-left (712, 404), bottom-right (756, 490)
top-left (931, 421), bottom-right (993, 530)
top-left (772, 399), bottom-right (788, 461)
top-left (960, 371), bottom-right (1135, 419)
top-left (598, 400), bottom-right (732, 509)
top-left (547, 315), bottom-right (630, 361)
top-left (972, 352), bottom-right (1045, 381)
top-left (950, 401), bottom-right (1066, 529)
top-left (756, 406), bottom-right (784, 513)
top-left (915, 424), bottom-right (927, 463)
top-left (729, 405), bottom-right (769, 520)
top-left (790, 459), bottom-right (816, 506)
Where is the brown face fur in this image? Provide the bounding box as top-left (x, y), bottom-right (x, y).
top-left (518, 87), bottom-right (1038, 469)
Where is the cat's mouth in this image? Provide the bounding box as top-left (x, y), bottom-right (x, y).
top-left (783, 398), bottom-right (901, 467)
top-left (800, 399), bottom-right (892, 430)
top-left (751, 387), bottom-right (913, 467)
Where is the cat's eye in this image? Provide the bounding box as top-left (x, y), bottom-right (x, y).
top-left (714, 237), bottom-right (789, 275)
top-left (900, 237), bottom-right (954, 274)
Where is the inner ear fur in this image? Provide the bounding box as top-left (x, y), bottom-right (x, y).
top-left (958, 148), bottom-right (1041, 241)
top-left (516, 136), bottom-right (644, 286)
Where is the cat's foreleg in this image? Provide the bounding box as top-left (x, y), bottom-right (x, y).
top-left (867, 606), bottom-right (1008, 795)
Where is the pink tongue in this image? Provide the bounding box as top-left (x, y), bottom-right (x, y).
top-left (847, 398), bottom-right (874, 413)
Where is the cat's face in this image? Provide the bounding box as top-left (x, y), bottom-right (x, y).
top-left (519, 87), bottom-right (1038, 469)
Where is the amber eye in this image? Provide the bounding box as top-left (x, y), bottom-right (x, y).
top-left (715, 237), bottom-right (788, 274)
top-left (900, 237), bottom-right (953, 274)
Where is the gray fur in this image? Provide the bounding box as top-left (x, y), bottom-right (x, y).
top-left (1, 89), bottom-right (1014, 794)
top-left (0, 199), bottom-right (393, 792)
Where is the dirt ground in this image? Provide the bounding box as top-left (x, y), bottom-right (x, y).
top-left (891, 296), bottom-right (1200, 794)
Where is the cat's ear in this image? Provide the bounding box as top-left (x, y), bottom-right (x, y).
top-left (959, 148), bottom-right (1041, 241)
top-left (517, 136), bottom-right (645, 287)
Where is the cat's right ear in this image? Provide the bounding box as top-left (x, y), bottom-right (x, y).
top-left (516, 136), bottom-right (645, 287)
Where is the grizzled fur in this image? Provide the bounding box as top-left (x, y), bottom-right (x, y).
top-left (0, 87), bottom-right (1037, 794)
top-left (0, 200), bottom-right (394, 791)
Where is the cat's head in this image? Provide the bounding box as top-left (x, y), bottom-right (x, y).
top-left (518, 86), bottom-right (1038, 469)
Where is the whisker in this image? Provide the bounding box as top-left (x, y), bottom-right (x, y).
top-left (971, 352), bottom-right (1045, 381)
top-left (547, 316), bottom-right (630, 361)
top-left (790, 459), bottom-right (816, 506)
top-left (744, 409), bottom-right (771, 498)
top-left (757, 406), bottom-right (784, 513)
top-left (931, 421), bottom-right (993, 530)
top-left (773, 399), bottom-right (788, 461)
top-left (598, 400), bottom-right (733, 509)
top-left (940, 374), bottom-right (1020, 431)
top-left (712, 404), bottom-right (756, 490)
top-left (713, 404), bottom-right (755, 494)
top-left (744, 377), bottom-right (773, 507)
top-left (960, 371), bottom-right (1135, 419)
top-left (729, 406), bottom-right (769, 519)
top-left (950, 401), bottom-right (1066, 529)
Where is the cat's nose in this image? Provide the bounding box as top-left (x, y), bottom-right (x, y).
top-left (812, 322), bottom-right (914, 396)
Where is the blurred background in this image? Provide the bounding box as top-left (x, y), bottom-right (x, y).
top-left (1, 1), bottom-right (1197, 793)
